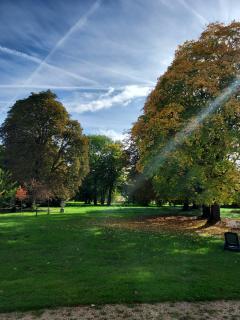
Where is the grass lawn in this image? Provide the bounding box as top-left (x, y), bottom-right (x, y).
top-left (0, 205), bottom-right (240, 312)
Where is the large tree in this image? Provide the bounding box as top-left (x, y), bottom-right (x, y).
top-left (0, 90), bottom-right (89, 201)
top-left (132, 22), bottom-right (240, 222)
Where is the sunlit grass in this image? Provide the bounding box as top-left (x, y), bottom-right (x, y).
top-left (0, 205), bottom-right (240, 312)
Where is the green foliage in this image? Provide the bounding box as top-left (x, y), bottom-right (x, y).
top-left (0, 90), bottom-right (89, 200)
top-left (0, 168), bottom-right (16, 207)
top-left (132, 22), bottom-right (240, 211)
top-left (77, 135), bottom-right (125, 205)
top-left (123, 135), bottom-right (156, 206)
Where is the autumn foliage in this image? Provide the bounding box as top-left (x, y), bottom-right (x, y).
top-left (132, 22), bottom-right (240, 221)
top-left (15, 186), bottom-right (28, 202)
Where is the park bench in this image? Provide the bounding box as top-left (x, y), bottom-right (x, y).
top-left (224, 232), bottom-right (240, 252)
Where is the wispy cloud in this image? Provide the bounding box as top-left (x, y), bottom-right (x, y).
top-left (0, 45), bottom-right (41, 64)
top-left (3, 0), bottom-right (102, 110)
top-left (178, 0), bottom-right (209, 26)
top-left (27, 0), bottom-right (102, 85)
top-left (0, 45), bottom-right (98, 85)
top-left (0, 84), bottom-right (104, 90)
top-left (67, 85), bottom-right (152, 113)
top-left (0, 0), bottom-right (239, 135)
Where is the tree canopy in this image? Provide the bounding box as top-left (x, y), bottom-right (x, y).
top-left (77, 135), bottom-right (125, 205)
top-left (132, 22), bottom-right (240, 221)
top-left (0, 90), bottom-right (89, 200)
top-left (0, 169), bottom-right (16, 208)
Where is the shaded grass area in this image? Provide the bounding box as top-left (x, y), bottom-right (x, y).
top-left (0, 206), bottom-right (240, 312)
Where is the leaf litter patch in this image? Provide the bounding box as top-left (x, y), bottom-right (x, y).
top-left (105, 215), bottom-right (240, 237)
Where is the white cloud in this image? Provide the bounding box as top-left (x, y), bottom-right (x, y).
top-left (97, 129), bottom-right (126, 141)
top-left (68, 85), bottom-right (152, 113)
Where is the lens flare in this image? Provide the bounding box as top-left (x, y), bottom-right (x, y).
top-left (136, 76), bottom-right (240, 185)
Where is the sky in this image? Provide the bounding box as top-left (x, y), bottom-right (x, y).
top-left (0, 0), bottom-right (239, 140)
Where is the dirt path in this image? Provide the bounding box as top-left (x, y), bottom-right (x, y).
top-left (1, 301), bottom-right (240, 320)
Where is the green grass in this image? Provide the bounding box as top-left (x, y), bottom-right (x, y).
top-left (0, 205), bottom-right (240, 312)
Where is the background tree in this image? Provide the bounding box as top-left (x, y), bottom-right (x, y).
top-left (123, 134), bottom-right (156, 206)
top-left (26, 179), bottom-right (53, 215)
top-left (76, 135), bottom-right (125, 205)
top-left (102, 142), bottom-right (125, 205)
top-left (0, 90), bottom-right (89, 202)
top-left (0, 169), bottom-right (16, 208)
top-left (15, 186), bottom-right (28, 212)
top-left (132, 22), bottom-right (240, 222)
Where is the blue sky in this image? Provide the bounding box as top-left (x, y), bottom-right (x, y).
top-left (0, 0), bottom-right (239, 140)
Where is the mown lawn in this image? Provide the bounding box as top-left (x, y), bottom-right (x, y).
top-left (0, 205), bottom-right (240, 312)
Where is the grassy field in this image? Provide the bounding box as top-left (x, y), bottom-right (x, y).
top-left (0, 205), bottom-right (240, 312)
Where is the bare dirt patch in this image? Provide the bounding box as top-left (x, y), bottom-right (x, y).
top-left (1, 301), bottom-right (240, 319)
top-left (106, 215), bottom-right (240, 237)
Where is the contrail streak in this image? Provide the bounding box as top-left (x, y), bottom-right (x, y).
top-left (4, 0), bottom-right (101, 109)
top-left (178, 0), bottom-right (208, 26)
top-left (0, 84), bottom-right (106, 90)
top-left (71, 57), bottom-right (155, 85)
top-left (25, 0), bottom-right (102, 86)
top-left (139, 77), bottom-right (240, 182)
top-left (0, 45), bottom-right (98, 85)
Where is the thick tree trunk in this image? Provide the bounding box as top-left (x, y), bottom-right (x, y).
top-left (200, 205), bottom-right (211, 219)
top-left (107, 185), bottom-right (113, 206)
top-left (182, 200), bottom-right (189, 211)
top-left (208, 204), bottom-right (221, 224)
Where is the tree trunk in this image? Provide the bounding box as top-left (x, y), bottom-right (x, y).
top-left (200, 205), bottom-right (211, 219)
top-left (93, 179), bottom-right (97, 206)
top-left (208, 204), bottom-right (221, 224)
top-left (192, 202), bottom-right (200, 210)
top-left (107, 185), bottom-right (113, 206)
top-left (100, 190), bottom-right (105, 205)
top-left (182, 200), bottom-right (189, 211)
top-left (93, 194), bottom-right (97, 205)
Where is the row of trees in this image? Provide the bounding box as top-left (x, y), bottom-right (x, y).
top-left (1, 22), bottom-right (240, 217)
top-left (131, 22), bottom-right (240, 223)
